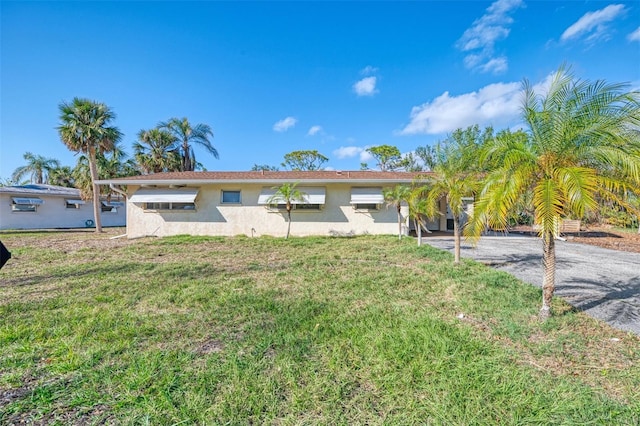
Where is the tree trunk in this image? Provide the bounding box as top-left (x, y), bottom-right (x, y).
top-left (286, 208), bottom-right (291, 239)
top-left (88, 148), bottom-right (103, 233)
top-left (453, 216), bottom-right (461, 264)
top-left (397, 204), bottom-right (402, 240)
top-left (539, 229), bottom-right (556, 320)
top-left (417, 218), bottom-right (422, 246)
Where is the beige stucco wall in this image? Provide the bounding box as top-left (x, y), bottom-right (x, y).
top-left (125, 183), bottom-right (412, 238)
top-left (0, 194), bottom-right (126, 230)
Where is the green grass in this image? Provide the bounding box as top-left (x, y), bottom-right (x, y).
top-left (0, 231), bottom-right (638, 424)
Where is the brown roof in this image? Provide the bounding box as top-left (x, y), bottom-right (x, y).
top-left (97, 170), bottom-right (433, 185)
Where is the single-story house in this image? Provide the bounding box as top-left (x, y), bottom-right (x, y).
top-left (0, 184), bottom-right (126, 230)
top-left (97, 171), bottom-right (453, 239)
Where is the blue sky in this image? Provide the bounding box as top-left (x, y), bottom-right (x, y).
top-left (1, 0), bottom-right (639, 178)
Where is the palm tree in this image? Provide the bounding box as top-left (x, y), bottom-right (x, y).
top-left (133, 128), bottom-right (181, 174)
top-left (159, 117), bottom-right (217, 171)
top-left (407, 187), bottom-right (431, 246)
top-left (467, 67), bottom-right (640, 320)
top-left (58, 98), bottom-right (122, 233)
top-left (266, 182), bottom-right (307, 239)
top-left (383, 185), bottom-right (412, 240)
top-left (419, 126), bottom-right (488, 263)
top-left (48, 165), bottom-right (75, 188)
top-left (12, 152), bottom-right (60, 184)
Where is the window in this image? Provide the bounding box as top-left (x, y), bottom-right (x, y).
top-left (221, 190), bottom-right (241, 204)
top-left (270, 203), bottom-right (321, 211)
top-left (354, 203), bottom-right (379, 211)
top-left (130, 188), bottom-right (199, 212)
top-left (65, 199), bottom-right (85, 209)
top-left (145, 202), bottom-right (195, 211)
top-left (11, 197), bottom-right (43, 212)
top-left (101, 201), bottom-right (124, 213)
top-left (12, 203), bottom-right (37, 212)
top-left (295, 203), bottom-right (321, 210)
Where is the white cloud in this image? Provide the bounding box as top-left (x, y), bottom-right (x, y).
top-left (456, 0), bottom-right (523, 74)
top-left (353, 76), bottom-right (378, 97)
top-left (480, 57), bottom-right (508, 74)
top-left (333, 146), bottom-right (363, 159)
top-left (560, 4), bottom-right (626, 43)
top-left (360, 65), bottom-right (378, 75)
top-left (627, 27), bottom-right (640, 42)
top-left (307, 125), bottom-right (322, 136)
top-left (360, 150), bottom-right (373, 163)
top-left (400, 81), bottom-right (522, 135)
top-left (273, 116), bottom-right (297, 132)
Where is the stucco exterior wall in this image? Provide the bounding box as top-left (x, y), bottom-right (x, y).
top-left (0, 194), bottom-right (126, 230)
top-left (125, 183), bottom-right (411, 238)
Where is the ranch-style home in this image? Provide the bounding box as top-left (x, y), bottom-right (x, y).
top-left (96, 170), bottom-right (452, 239)
top-left (0, 184), bottom-right (126, 230)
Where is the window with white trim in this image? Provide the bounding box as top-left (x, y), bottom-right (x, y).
top-left (145, 202), bottom-right (195, 211)
top-left (11, 197), bottom-right (43, 212)
top-left (221, 190), bottom-right (241, 204)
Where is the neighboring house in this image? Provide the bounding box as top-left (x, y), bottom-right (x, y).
top-left (0, 184), bottom-right (126, 230)
top-left (96, 171), bottom-right (451, 239)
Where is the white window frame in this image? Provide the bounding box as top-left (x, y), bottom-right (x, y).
top-left (144, 202), bottom-right (196, 211)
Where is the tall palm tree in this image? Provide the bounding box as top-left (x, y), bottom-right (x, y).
top-left (467, 67), bottom-right (640, 320)
top-left (159, 117), bottom-right (217, 171)
top-left (58, 98), bottom-right (122, 232)
top-left (133, 128), bottom-right (181, 173)
top-left (267, 182), bottom-right (306, 239)
top-left (383, 185), bottom-right (412, 240)
top-left (12, 152), bottom-right (60, 184)
top-left (419, 126), bottom-right (488, 263)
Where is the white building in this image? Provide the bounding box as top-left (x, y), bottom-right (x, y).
top-left (97, 171), bottom-right (451, 239)
top-left (0, 184), bottom-right (126, 230)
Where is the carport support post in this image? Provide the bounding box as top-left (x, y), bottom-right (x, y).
top-left (540, 230), bottom-right (556, 320)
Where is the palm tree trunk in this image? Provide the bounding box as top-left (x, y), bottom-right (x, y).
top-left (88, 148), bottom-right (103, 233)
top-left (416, 218), bottom-right (422, 246)
top-left (453, 216), bottom-right (461, 264)
top-left (540, 230), bottom-right (556, 320)
top-left (286, 208), bottom-right (292, 239)
top-left (397, 204), bottom-right (402, 240)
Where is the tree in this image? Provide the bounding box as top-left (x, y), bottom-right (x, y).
top-left (281, 150), bottom-right (328, 171)
top-left (251, 164), bottom-right (280, 171)
top-left (366, 145), bottom-right (402, 171)
top-left (419, 126), bottom-right (488, 263)
top-left (58, 98), bottom-right (122, 232)
top-left (134, 128), bottom-right (181, 173)
top-left (73, 143), bottom-right (137, 201)
top-left (159, 117), bottom-right (217, 171)
top-left (266, 182), bottom-right (307, 239)
top-left (383, 185), bottom-right (412, 240)
top-left (407, 187), bottom-right (431, 246)
top-left (467, 67), bottom-right (640, 320)
top-left (48, 165), bottom-right (75, 188)
top-left (12, 152), bottom-right (60, 184)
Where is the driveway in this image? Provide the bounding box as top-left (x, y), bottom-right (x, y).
top-left (422, 234), bottom-right (640, 335)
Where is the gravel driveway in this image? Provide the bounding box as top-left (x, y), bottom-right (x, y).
top-left (423, 234), bottom-right (640, 335)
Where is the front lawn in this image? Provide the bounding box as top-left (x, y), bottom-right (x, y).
top-left (1, 231), bottom-right (638, 424)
